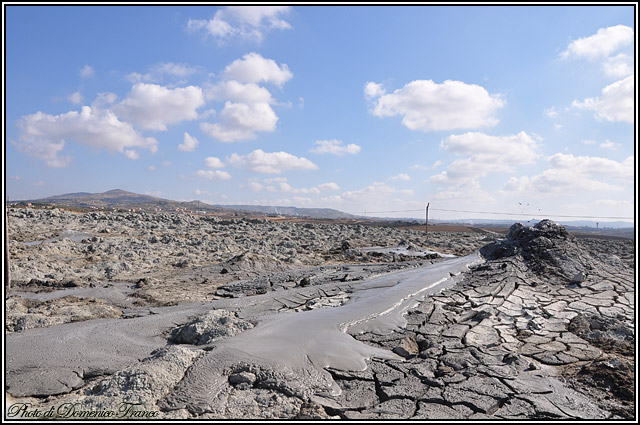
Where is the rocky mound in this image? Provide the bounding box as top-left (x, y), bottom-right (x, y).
top-left (6, 295), bottom-right (122, 332)
top-left (168, 310), bottom-right (254, 346)
top-left (568, 312), bottom-right (634, 356)
top-left (480, 219), bottom-right (595, 283)
top-left (219, 252), bottom-right (287, 278)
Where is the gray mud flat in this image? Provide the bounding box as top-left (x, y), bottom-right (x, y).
top-left (5, 255), bottom-right (477, 399)
top-left (159, 253), bottom-right (483, 415)
top-left (4, 211), bottom-right (636, 420)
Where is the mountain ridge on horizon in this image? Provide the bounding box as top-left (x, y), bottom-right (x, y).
top-left (9, 189), bottom-right (635, 231)
top-left (11, 189), bottom-right (357, 220)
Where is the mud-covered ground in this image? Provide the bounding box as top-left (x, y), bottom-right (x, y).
top-left (4, 208), bottom-right (636, 420)
top-left (6, 208), bottom-right (489, 308)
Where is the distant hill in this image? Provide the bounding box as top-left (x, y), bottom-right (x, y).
top-left (38, 189), bottom-right (163, 205)
top-left (11, 189), bottom-right (356, 219)
top-left (15, 189), bottom-right (223, 214)
top-left (220, 204), bottom-right (355, 219)
top-left (23, 189), bottom-right (178, 209)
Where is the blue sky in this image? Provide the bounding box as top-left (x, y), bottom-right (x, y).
top-left (4, 5), bottom-right (636, 222)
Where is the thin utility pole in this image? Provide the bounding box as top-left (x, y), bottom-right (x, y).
top-left (5, 197), bottom-right (10, 288)
top-left (425, 203), bottom-right (430, 238)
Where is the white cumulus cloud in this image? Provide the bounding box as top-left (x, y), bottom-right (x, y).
top-left (389, 174), bottom-right (411, 181)
top-left (246, 181), bottom-right (265, 192)
top-left (178, 132), bottom-right (199, 152)
top-left (431, 131), bottom-right (541, 185)
top-left (92, 92), bottom-right (118, 109)
top-left (114, 83), bottom-right (205, 131)
top-left (441, 131), bottom-right (540, 163)
top-left (68, 91), bottom-right (84, 105)
top-left (317, 182), bottom-right (340, 191)
top-left (603, 53), bottom-right (633, 78)
top-left (502, 153), bottom-right (633, 195)
top-left (14, 106), bottom-right (158, 167)
top-left (310, 139), bottom-right (361, 156)
top-left (201, 54), bottom-right (291, 143)
top-left (127, 62), bottom-right (199, 83)
top-left (279, 182), bottom-right (320, 195)
top-left (222, 53), bottom-right (293, 87)
top-left (343, 182), bottom-right (414, 201)
top-left (572, 76), bottom-right (633, 123)
top-left (196, 170), bottom-right (232, 180)
top-left (367, 79), bottom-right (504, 132)
top-left (433, 181), bottom-right (493, 203)
top-left (364, 82), bottom-right (385, 99)
top-left (325, 182), bottom-right (416, 214)
top-left (205, 80), bottom-right (274, 104)
top-left (547, 153), bottom-right (632, 181)
top-left (600, 140), bottom-right (621, 150)
top-left (79, 64), bottom-right (94, 78)
top-left (561, 25), bottom-right (634, 60)
top-left (188, 6), bottom-right (291, 44)
top-left (205, 156), bottom-right (225, 169)
top-left (275, 180), bottom-right (339, 195)
top-left (124, 149), bottom-right (139, 160)
top-left (228, 149), bottom-right (318, 174)
top-left (201, 101), bottom-right (278, 142)
top-left (543, 106), bottom-right (559, 118)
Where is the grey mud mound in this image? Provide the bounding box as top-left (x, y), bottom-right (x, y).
top-left (481, 219), bottom-right (594, 280)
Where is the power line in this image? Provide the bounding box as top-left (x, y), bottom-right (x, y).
top-left (430, 208), bottom-right (633, 220)
top-left (347, 207), bottom-right (633, 220)
top-left (350, 208), bottom-right (424, 214)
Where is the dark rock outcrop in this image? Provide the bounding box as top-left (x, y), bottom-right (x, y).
top-left (480, 220), bottom-right (594, 282)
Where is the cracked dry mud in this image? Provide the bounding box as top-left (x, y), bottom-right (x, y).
top-left (4, 209), bottom-right (636, 420)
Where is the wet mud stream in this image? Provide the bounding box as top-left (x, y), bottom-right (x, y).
top-left (6, 253), bottom-right (481, 402)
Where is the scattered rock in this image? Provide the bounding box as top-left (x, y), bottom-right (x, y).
top-left (393, 335), bottom-right (419, 358)
top-left (168, 310), bottom-right (254, 345)
top-left (229, 371), bottom-right (257, 390)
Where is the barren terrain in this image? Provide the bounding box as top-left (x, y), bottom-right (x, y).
top-left (4, 207), bottom-right (636, 420)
